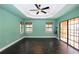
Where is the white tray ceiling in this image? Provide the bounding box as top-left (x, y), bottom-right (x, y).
top-left (14, 4), bottom-right (66, 18)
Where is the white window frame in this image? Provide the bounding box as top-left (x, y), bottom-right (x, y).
top-left (25, 22), bottom-right (32, 32)
top-left (20, 21), bottom-right (24, 34)
top-left (45, 22), bottom-right (53, 32)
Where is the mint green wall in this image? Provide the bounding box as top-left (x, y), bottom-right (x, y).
top-left (24, 18), bottom-right (57, 37)
top-left (1, 4), bottom-right (79, 50)
top-left (0, 6), bottom-right (24, 49)
top-left (0, 4), bottom-right (27, 19)
top-left (0, 4), bottom-right (57, 50)
top-left (56, 5), bottom-right (79, 38)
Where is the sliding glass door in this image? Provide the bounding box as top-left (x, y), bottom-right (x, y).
top-left (68, 18), bottom-right (79, 49)
top-left (60, 18), bottom-right (79, 50)
top-left (60, 20), bottom-right (68, 43)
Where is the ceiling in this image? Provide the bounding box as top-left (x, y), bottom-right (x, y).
top-left (0, 4), bottom-right (78, 20)
top-left (14, 4), bottom-right (66, 18)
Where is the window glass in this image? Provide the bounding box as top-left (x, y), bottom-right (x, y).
top-left (25, 22), bottom-right (32, 32)
top-left (46, 22), bottom-right (52, 32)
top-left (20, 21), bottom-right (24, 33)
top-left (68, 18), bottom-right (79, 49)
top-left (60, 20), bottom-right (68, 43)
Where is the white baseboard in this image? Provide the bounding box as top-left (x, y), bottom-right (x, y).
top-left (24, 36), bottom-right (57, 38)
top-left (0, 36), bottom-right (24, 52)
top-left (0, 36), bottom-right (58, 52)
top-left (56, 37), bottom-right (59, 40)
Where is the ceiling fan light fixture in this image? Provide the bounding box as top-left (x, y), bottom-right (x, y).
top-left (29, 4), bottom-right (50, 15)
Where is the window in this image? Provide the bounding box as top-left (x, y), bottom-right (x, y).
top-left (46, 22), bottom-right (52, 32)
top-left (25, 22), bottom-right (32, 32)
top-left (20, 21), bottom-right (24, 33)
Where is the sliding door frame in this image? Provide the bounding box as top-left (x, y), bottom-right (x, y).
top-left (59, 20), bottom-right (68, 44)
top-left (59, 17), bottom-right (79, 51)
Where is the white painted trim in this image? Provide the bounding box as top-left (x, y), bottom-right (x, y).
top-left (0, 36), bottom-right (58, 52)
top-left (0, 36), bottom-right (24, 52)
top-left (56, 37), bottom-right (59, 40)
top-left (23, 36), bottom-right (57, 38)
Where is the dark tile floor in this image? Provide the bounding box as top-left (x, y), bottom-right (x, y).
top-left (1, 38), bottom-right (79, 54)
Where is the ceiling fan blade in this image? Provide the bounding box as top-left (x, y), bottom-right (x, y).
top-left (35, 4), bottom-right (40, 9)
top-left (41, 10), bottom-right (47, 14)
top-left (39, 4), bottom-right (41, 7)
top-left (36, 11), bottom-right (39, 14)
top-left (29, 9), bottom-right (37, 11)
top-left (41, 7), bottom-right (49, 10)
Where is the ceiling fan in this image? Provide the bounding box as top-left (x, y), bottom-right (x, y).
top-left (29, 4), bottom-right (50, 14)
